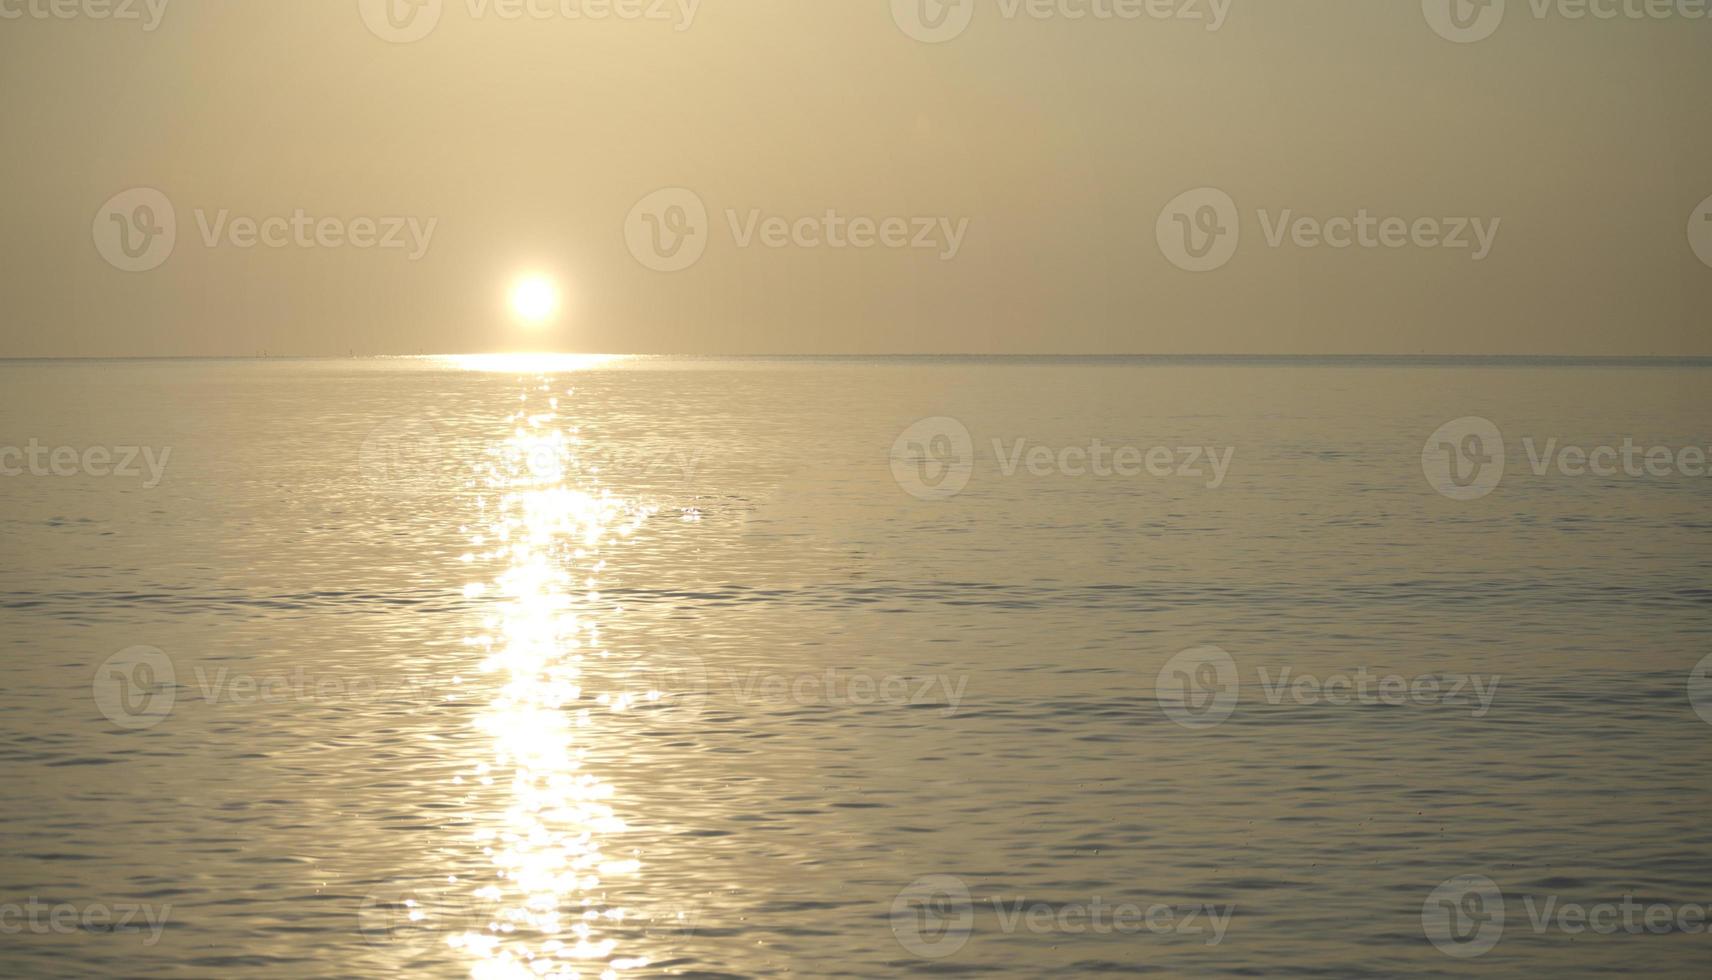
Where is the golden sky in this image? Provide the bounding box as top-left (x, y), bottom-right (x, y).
top-left (2, 0), bottom-right (1709, 356)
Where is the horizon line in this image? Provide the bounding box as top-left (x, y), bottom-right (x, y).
top-left (5, 353), bottom-right (1712, 366)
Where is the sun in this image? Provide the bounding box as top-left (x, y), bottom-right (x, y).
top-left (509, 275), bottom-right (560, 325)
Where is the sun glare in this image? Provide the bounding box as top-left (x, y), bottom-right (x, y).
top-left (509, 276), bottom-right (560, 325)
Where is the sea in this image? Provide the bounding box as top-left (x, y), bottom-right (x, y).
top-left (1, 355), bottom-right (1709, 978)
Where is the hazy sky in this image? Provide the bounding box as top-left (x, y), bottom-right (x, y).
top-left (2, 0), bottom-right (1709, 356)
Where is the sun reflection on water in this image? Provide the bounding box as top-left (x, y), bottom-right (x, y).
top-left (439, 353), bottom-right (634, 375)
top-left (446, 380), bottom-right (656, 979)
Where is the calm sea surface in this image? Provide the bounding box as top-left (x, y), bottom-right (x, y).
top-left (2, 356), bottom-right (1710, 978)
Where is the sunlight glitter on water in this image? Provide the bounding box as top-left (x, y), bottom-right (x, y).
top-left (438, 354), bottom-right (635, 375)
top-left (447, 382), bottom-right (656, 979)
